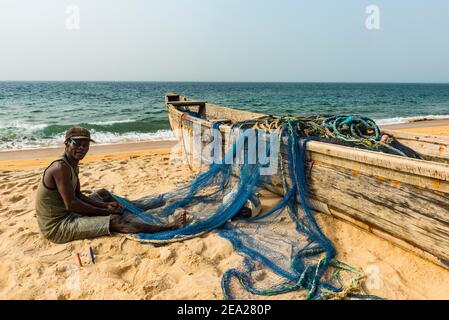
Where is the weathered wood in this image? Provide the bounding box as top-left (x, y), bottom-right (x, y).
top-left (165, 93), bottom-right (180, 102)
top-left (322, 204), bottom-right (449, 270)
top-left (166, 93), bottom-right (449, 267)
top-left (168, 100), bottom-right (207, 107)
top-left (384, 129), bottom-right (449, 164)
top-left (308, 160), bottom-right (449, 261)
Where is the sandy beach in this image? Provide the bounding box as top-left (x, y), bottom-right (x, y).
top-left (1, 120), bottom-right (449, 299)
top-left (382, 118), bottom-right (449, 136)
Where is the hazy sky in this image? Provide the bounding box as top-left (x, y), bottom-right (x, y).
top-left (0, 0), bottom-right (448, 82)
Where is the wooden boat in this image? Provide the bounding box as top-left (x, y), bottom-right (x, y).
top-left (165, 93), bottom-right (449, 269)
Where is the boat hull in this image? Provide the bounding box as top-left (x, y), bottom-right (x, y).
top-left (166, 94), bottom-right (449, 268)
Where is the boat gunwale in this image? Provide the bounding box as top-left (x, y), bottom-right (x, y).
top-left (166, 101), bottom-right (449, 182)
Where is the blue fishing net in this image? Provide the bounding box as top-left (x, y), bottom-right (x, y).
top-left (112, 116), bottom-right (385, 299)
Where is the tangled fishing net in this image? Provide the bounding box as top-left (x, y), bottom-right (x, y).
top-left (111, 114), bottom-right (402, 299)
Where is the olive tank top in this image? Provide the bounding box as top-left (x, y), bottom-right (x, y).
top-left (35, 156), bottom-right (79, 239)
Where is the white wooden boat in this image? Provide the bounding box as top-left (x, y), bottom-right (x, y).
top-left (165, 93), bottom-right (449, 269)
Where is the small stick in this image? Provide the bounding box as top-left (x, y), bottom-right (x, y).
top-left (76, 253), bottom-right (83, 267)
top-left (89, 246), bottom-right (95, 264)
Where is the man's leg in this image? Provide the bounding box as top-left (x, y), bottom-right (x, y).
top-left (96, 189), bottom-right (167, 211)
top-left (95, 189), bottom-right (189, 233)
top-left (52, 213), bottom-right (112, 243)
top-left (109, 210), bottom-right (187, 234)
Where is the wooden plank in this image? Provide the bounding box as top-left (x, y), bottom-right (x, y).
top-left (305, 141), bottom-right (449, 181)
top-left (308, 161), bottom-right (449, 262)
top-left (322, 205), bottom-right (449, 270)
top-left (165, 92), bottom-right (180, 102)
top-left (168, 101), bottom-right (207, 107)
top-left (384, 129), bottom-right (449, 164)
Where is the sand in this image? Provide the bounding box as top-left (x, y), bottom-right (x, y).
top-left (1, 123), bottom-right (449, 300)
top-left (392, 125), bottom-right (449, 136)
top-left (382, 118), bottom-right (449, 137)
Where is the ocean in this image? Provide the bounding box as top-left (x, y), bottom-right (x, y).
top-left (1, 81), bottom-right (448, 151)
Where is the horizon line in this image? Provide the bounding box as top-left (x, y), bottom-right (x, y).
top-left (1, 80), bottom-right (449, 85)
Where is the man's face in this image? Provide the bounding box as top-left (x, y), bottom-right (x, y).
top-left (65, 138), bottom-right (90, 160)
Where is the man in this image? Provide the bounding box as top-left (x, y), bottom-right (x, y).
top-left (35, 126), bottom-right (186, 244)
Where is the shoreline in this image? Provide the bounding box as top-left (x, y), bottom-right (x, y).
top-left (381, 118), bottom-right (449, 129)
top-left (1, 118), bottom-right (449, 170)
top-left (0, 140), bottom-right (177, 171)
top-left (0, 140), bottom-right (177, 161)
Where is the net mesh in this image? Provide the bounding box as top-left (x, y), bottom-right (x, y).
top-left (111, 115), bottom-right (395, 299)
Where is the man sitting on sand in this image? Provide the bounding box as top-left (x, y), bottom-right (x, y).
top-left (35, 126), bottom-right (186, 244)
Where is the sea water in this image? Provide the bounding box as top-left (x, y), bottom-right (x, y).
top-left (1, 81), bottom-right (448, 151)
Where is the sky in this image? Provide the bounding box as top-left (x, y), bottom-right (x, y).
top-left (0, 0), bottom-right (448, 82)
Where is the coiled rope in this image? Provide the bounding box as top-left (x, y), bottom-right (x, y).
top-left (250, 114), bottom-right (407, 157)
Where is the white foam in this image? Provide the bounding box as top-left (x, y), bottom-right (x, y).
top-left (87, 129), bottom-right (176, 144)
top-left (4, 114), bottom-right (449, 151)
top-left (0, 120), bottom-right (48, 131)
top-left (0, 129), bottom-right (176, 151)
top-left (0, 118), bottom-right (142, 132)
top-left (376, 115), bottom-right (449, 125)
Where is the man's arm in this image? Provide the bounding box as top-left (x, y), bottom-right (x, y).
top-left (75, 181), bottom-right (123, 210)
top-left (78, 192), bottom-right (108, 208)
top-left (75, 180), bottom-right (108, 209)
top-left (52, 162), bottom-right (122, 216)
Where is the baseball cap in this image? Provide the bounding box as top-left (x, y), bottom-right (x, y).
top-left (65, 126), bottom-right (95, 143)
